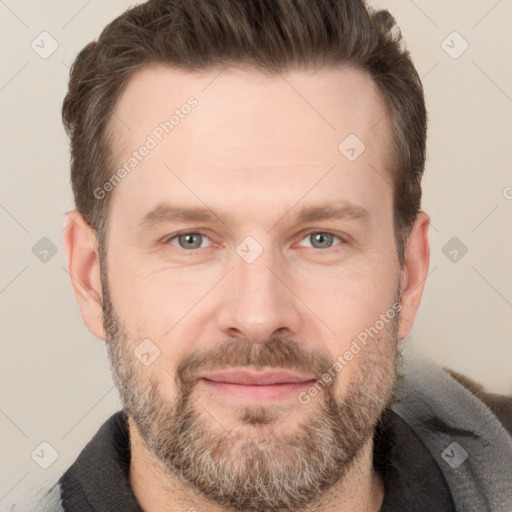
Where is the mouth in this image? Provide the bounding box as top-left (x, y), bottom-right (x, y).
top-left (198, 369), bottom-right (317, 402)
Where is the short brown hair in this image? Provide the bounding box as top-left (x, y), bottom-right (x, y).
top-left (62, 0), bottom-right (427, 265)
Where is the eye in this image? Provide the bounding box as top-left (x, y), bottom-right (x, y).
top-left (166, 232), bottom-right (212, 250)
top-left (297, 231), bottom-right (344, 250)
top-left (163, 230), bottom-right (345, 252)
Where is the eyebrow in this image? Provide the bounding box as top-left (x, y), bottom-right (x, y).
top-left (138, 201), bottom-right (371, 231)
top-left (294, 203), bottom-right (370, 225)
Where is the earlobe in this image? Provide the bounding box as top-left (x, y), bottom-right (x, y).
top-left (397, 211), bottom-right (430, 340)
top-left (62, 210), bottom-right (106, 340)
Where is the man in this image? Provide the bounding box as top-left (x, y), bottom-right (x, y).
top-left (28, 0), bottom-right (512, 510)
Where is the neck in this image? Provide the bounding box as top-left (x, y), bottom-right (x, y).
top-left (128, 416), bottom-right (384, 512)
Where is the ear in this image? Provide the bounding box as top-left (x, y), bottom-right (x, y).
top-left (397, 211), bottom-right (430, 340)
top-left (62, 210), bottom-right (106, 340)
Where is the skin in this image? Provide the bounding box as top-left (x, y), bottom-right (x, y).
top-left (63, 63), bottom-right (430, 511)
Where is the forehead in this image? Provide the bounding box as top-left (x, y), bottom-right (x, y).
top-left (106, 63), bottom-right (394, 223)
top-left (111, 63), bottom-right (390, 150)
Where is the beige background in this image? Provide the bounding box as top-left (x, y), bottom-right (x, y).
top-left (1, 0), bottom-right (511, 507)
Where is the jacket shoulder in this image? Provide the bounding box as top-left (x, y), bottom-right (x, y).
top-left (443, 367), bottom-right (512, 436)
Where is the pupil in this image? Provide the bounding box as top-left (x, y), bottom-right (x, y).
top-left (314, 233), bottom-right (330, 248)
top-left (182, 234), bottom-right (199, 248)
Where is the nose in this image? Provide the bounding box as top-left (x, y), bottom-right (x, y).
top-left (216, 241), bottom-right (303, 345)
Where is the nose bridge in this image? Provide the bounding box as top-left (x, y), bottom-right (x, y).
top-left (236, 239), bottom-right (280, 297)
top-left (216, 234), bottom-right (301, 342)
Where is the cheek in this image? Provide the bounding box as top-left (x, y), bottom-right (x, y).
top-left (309, 263), bottom-right (399, 379)
top-left (112, 262), bottom-right (394, 330)
top-left (302, 257), bottom-right (398, 326)
top-left (105, 245), bottom-right (190, 329)
top-left (105, 258), bottom-right (207, 378)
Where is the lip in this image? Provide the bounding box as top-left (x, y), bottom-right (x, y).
top-left (200, 370), bottom-right (315, 385)
top-left (198, 369), bottom-right (316, 402)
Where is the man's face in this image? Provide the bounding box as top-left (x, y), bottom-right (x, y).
top-left (101, 64), bottom-right (403, 510)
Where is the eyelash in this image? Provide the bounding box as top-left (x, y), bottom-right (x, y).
top-left (162, 229), bottom-right (346, 253)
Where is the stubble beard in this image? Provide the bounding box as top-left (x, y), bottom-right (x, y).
top-left (100, 268), bottom-right (401, 511)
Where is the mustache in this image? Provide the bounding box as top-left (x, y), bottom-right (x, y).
top-left (174, 337), bottom-right (336, 390)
